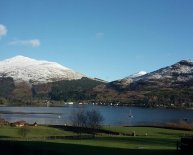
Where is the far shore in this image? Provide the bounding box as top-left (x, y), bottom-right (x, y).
top-left (1, 102), bottom-right (193, 111)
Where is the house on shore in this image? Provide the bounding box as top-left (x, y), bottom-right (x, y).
top-left (11, 120), bottom-right (28, 127)
top-left (33, 122), bottom-right (38, 126)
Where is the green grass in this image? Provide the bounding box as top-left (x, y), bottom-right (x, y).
top-left (0, 125), bottom-right (192, 155)
top-left (0, 125), bottom-right (74, 139)
top-left (104, 126), bottom-right (193, 138)
top-left (0, 140), bottom-right (176, 155)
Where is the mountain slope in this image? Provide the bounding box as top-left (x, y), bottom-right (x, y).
top-left (109, 60), bottom-right (193, 91)
top-left (0, 55), bottom-right (85, 84)
top-left (124, 71), bottom-right (147, 79)
top-left (1, 57), bottom-right (193, 107)
top-left (0, 56), bottom-right (106, 105)
top-left (94, 60), bottom-right (193, 108)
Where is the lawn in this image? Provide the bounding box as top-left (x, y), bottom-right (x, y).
top-left (0, 125), bottom-right (192, 155)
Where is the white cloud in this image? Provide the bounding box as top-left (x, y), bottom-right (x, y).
top-left (28, 39), bottom-right (40, 47)
top-left (9, 39), bottom-right (41, 47)
top-left (0, 24), bottom-right (8, 38)
top-left (96, 32), bottom-right (104, 38)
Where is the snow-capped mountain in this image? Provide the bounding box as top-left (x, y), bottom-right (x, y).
top-left (95, 60), bottom-right (193, 108)
top-left (0, 55), bottom-right (85, 84)
top-left (123, 60), bottom-right (193, 82)
top-left (109, 60), bottom-right (193, 90)
top-left (143, 60), bottom-right (193, 81)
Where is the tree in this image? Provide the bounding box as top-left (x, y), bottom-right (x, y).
top-left (70, 109), bottom-right (104, 136)
top-left (70, 110), bottom-right (87, 127)
top-left (86, 109), bottom-right (104, 129)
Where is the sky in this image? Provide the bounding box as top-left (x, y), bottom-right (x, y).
top-left (0, 0), bottom-right (193, 81)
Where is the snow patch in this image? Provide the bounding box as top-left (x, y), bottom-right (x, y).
top-left (124, 71), bottom-right (147, 79)
top-left (0, 55), bottom-right (85, 84)
top-left (121, 60), bottom-right (193, 84)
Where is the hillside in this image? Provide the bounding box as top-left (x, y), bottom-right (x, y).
top-left (0, 56), bottom-right (193, 108)
top-left (33, 77), bottom-right (104, 102)
top-left (94, 60), bottom-right (193, 108)
top-left (0, 56), bottom-right (105, 105)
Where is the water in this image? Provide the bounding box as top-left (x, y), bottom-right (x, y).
top-left (0, 105), bottom-right (193, 125)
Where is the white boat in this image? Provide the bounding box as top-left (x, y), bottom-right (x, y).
top-left (128, 110), bottom-right (134, 118)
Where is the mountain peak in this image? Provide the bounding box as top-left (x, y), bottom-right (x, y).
top-left (4, 55), bottom-right (37, 63)
top-left (117, 59), bottom-right (193, 86)
top-left (177, 59), bottom-right (193, 66)
top-left (12, 55), bottom-right (29, 59)
top-left (8, 55), bottom-right (32, 60)
top-left (180, 59), bottom-right (193, 63)
top-left (0, 56), bottom-right (85, 84)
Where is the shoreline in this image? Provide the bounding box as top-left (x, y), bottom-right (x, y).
top-left (1, 103), bottom-right (193, 111)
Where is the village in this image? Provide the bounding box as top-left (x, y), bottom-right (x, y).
top-left (0, 118), bottom-right (37, 127)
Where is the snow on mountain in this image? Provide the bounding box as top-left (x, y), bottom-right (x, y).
top-left (120, 60), bottom-right (193, 84)
top-left (0, 55), bottom-right (85, 84)
top-left (118, 71), bottom-right (147, 85)
top-left (107, 60), bottom-right (193, 92)
top-left (124, 71), bottom-right (147, 79)
top-left (142, 60), bottom-right (193, 81)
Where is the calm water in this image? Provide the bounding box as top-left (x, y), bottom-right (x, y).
top-left (0, 105), bottom-right (193, 125)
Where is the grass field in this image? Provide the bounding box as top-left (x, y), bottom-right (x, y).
top-left (0, 125), bottom-right (192, 155)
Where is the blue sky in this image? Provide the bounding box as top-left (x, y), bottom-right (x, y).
top-left (0, 0), bottom-right (193, 81)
